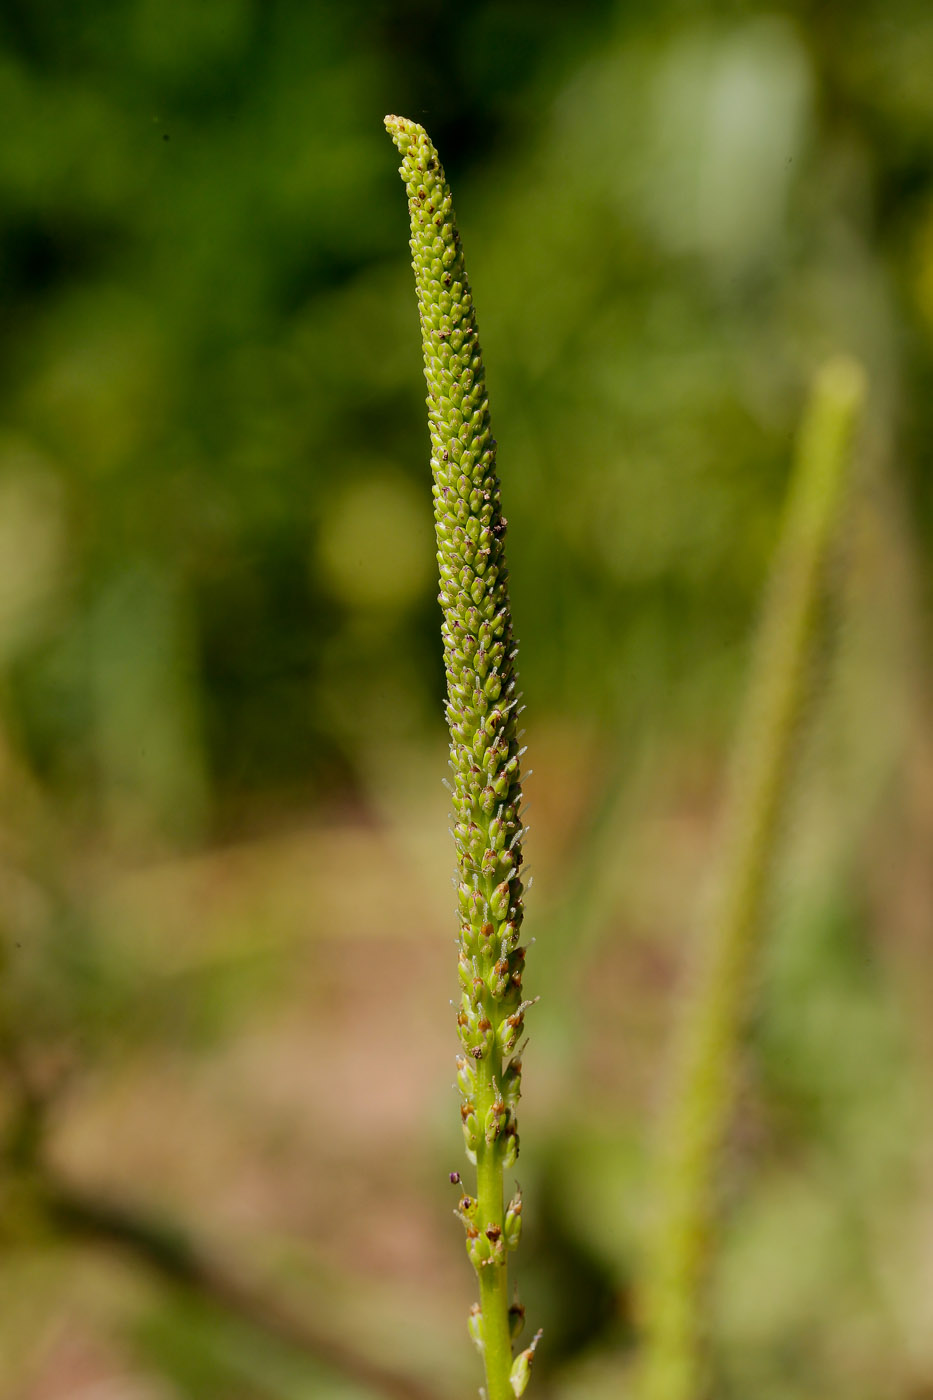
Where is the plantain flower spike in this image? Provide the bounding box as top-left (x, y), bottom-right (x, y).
top-left (386, 115), bottom-right (533, 1398)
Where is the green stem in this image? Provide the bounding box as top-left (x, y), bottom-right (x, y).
top-left (638, 357), bottom-right (866, 1400)
top-left (476, 1058), bottom-right (512, 1399)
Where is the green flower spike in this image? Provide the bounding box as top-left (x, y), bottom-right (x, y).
top-left (385, 115), bottom-right (534, 1400)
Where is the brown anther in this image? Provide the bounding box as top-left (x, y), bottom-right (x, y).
top-left (478, 1015), bottom-right (491, 1033)
top-left (485, 1224), bottom-right (502, 1242)
top-left (460, 1101), bottom-right (475, 1122)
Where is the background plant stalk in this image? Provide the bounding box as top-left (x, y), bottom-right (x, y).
top-left (639, 358), bottom-right (867, 1400)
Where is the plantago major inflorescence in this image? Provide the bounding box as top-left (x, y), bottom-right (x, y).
top-left (385, 115), bottom-right (538, 1400)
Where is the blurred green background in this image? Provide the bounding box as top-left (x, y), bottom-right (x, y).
top-left (1, 1), bottom-right (932, 1397)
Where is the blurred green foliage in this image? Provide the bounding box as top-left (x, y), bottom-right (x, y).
top-left (1, 2), bottom-right (932, 1398)
top-left (0, 0), bottom-right (929, 838)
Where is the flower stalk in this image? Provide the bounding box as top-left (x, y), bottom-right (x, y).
top-left (385, 116), bottom-right (534, 1400)
top-left (638, 357), bottom-right (866, 1400)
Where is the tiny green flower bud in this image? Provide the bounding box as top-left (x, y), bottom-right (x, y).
top-left (489, 881), bottom-right (511, 921)
top-left (466, 1224), bottom-right (492, 1268)
top-left (501, 919), bottom-right (521, 950)
top-left (502, 1056), bottom-right (522, 1108)
top-left (509, 1331), bottom-right (543, 1397)
top-left (499, 979), bottom-right (522, 1016)
top-left (489, 956), bottom-right (511, 999)
top-left (484, 1222), bottom-right (506, 1264)
top-left (484, 1098), bottom-right (507, 1145)
top-left (504, 1191), bottom-right (523, 1249)
top-left (461, 1101), bottom-right (480, 1156)
top-left (508, 1300), bottom-right (526, 1343)
top-left (498, 1014), bottom-right (522, 1055)
top-left (456, 1193), bottom-right (479, 1231)
top-left (475, 1011), bottom-right (495, 1058)
top-left (456, 1054), bottom-right (477, 1096)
